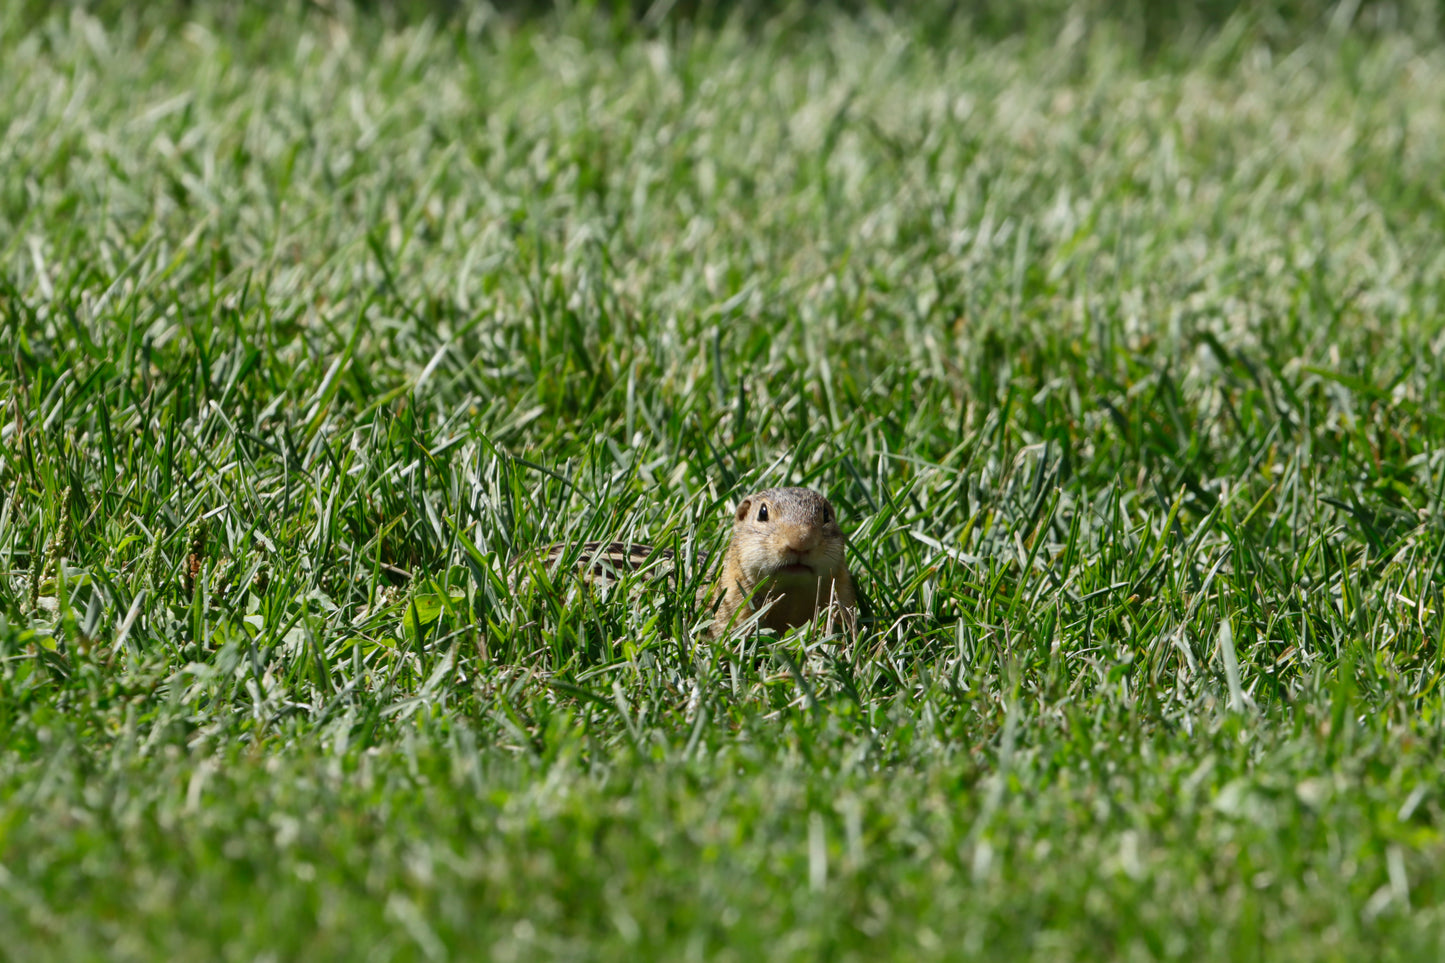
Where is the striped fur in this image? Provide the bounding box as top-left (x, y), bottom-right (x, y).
top-left (529, 540), bottom-right (686, 583)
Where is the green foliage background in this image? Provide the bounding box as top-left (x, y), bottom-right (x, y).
top-left (2, 0), bottom-right (1445, 958)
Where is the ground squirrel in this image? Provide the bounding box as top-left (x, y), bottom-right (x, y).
top-left (527, 487), bottom-right (856, 638)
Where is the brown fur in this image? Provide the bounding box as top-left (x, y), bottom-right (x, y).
top-left (705, 487), bottom-right (855, 638)
top-left (525, 487), bottom-right (856, 638)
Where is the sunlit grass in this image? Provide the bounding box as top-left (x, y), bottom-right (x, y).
top-left (3, 1), bottom-right (1445, 959)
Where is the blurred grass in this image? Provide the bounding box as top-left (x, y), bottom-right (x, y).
top-left (3, 0), bottom-right (1445, 959)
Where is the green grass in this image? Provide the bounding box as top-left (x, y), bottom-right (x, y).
top-left (4, 0), bottom-right (1445, 958)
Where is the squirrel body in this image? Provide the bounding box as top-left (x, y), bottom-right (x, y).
top-left (528, 487), bottom-right (856, 638)
top-left (707, 487), bottom-right (855, 637)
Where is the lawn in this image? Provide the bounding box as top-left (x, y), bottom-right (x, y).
top-left (4, 0), bottom-right (1445, 958)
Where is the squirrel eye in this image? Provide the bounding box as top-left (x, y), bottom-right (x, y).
top-left (757, 503), bottom-right (769, 523)
top-left (822, 507), bottom-right (832, 523)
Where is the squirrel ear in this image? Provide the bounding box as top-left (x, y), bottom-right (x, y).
top-left (734, 498), bottom-right (752, 522)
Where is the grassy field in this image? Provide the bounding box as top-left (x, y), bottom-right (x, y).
top-left (4, 0), bottom-right (1445, 958)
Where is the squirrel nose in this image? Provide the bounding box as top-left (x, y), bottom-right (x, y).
top-left (786, 529), bottom-right (822, 554)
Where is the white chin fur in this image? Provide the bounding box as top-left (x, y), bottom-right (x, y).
top-left (768, 567), bottom-right (823, 588)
